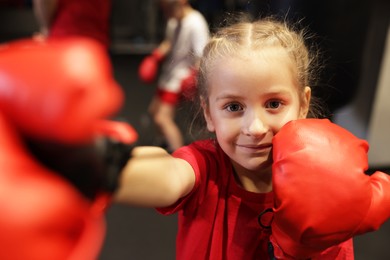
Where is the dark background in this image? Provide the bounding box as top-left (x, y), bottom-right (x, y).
top-left (1, 0), bottom-right (389, 259)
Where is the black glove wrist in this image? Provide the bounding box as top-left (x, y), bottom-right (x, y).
top-left (26, 136), bottom-right (135, 200)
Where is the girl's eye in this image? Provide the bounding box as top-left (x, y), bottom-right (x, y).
top-left (266, 100), bottom-right (282, 109)
top-left (225, 103), bottom-right (243, 112)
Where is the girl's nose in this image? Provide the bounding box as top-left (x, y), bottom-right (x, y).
top-left (243, 113), bottom-right (268, 137)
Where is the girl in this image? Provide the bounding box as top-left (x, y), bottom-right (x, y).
top-left (115, 17), bottom-right (353, 259)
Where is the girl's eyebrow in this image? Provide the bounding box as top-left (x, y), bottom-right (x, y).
top-left (263, 90), bottom-right (293, 97)
top-left (215, 93), bottom-right (242, 101)
top-left (215, 89), bottom-right (293, 101)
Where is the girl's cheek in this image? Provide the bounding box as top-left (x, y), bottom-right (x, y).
top-left (276, 108), bottom-right (302, 127)
top-left (271, 118), bottom-right (292, 134)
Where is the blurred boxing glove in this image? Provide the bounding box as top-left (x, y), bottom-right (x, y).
top-left (29, 119), bottom-right (138, 200)
top-left (138, 49), bottom-right (164, 84)
top-left (180, 67), bottom-right (198, 101)
top-left (0, 111), bottom-right (107, 260)
top-left (0, 38), bottom-right (138, 259)
top-left (0, 37), bottom-right (138, 198)
top-left (0, 37), bottom-right (123, 144)
top-left (268, 119), bottom-right (390, 259)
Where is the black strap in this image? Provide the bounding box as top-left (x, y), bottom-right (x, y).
top-left (26, 136), bottom-right (135, 200)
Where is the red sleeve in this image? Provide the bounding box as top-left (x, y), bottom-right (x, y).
top-left (313, 239), bottom-right (354, 260)
top-left (155, 145), bottom-right (203, 215)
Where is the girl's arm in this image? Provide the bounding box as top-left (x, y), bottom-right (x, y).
top-left (113, 146), bottom-right (195, 208)
top-left (155, 39), bottom-right (171, 58)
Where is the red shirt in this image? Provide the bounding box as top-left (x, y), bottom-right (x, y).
top-left (50, 0), bottom-right (111, 47)
top-left (158, 139), bottom-right (354, 259)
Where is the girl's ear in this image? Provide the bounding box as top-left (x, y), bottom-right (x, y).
top-left (201, 97), bottom-right (215, 132)
top-left (299, 86), bottom-right (312, 118)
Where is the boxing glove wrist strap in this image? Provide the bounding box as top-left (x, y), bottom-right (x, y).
top-left (26, 137), bottom-right (135, 200)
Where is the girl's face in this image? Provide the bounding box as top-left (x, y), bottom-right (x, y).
top-left (203, 47), bottom-right (311, 177)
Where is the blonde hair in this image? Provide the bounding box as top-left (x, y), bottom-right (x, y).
top-left (198, 17), bottom-right (321, 114)
top-left (188, 17), bottom-right (323, 139)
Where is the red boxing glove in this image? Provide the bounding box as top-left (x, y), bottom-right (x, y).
top-left (94, 119), bottom-right (138, 145)
top-left (180, 67), bottom-right (198, 101)
top-left (0, 111), bottom-right (107, 260)
top-left (0, 37), bottom-right (123, 144)
top-left (0, 38), bottom-right (139, 259)
top-left (269, 119), bottom-right (390, 259)
top-left (138, 49), bottom-right (164, 84)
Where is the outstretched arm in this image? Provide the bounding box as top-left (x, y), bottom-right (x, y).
top-left (114, 146), bottom-right (195, 208)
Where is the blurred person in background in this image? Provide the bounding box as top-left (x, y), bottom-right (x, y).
top-left (138, 0), bottom-right (210, 152)
top-left (32, 0), bottom-right (112, 48)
